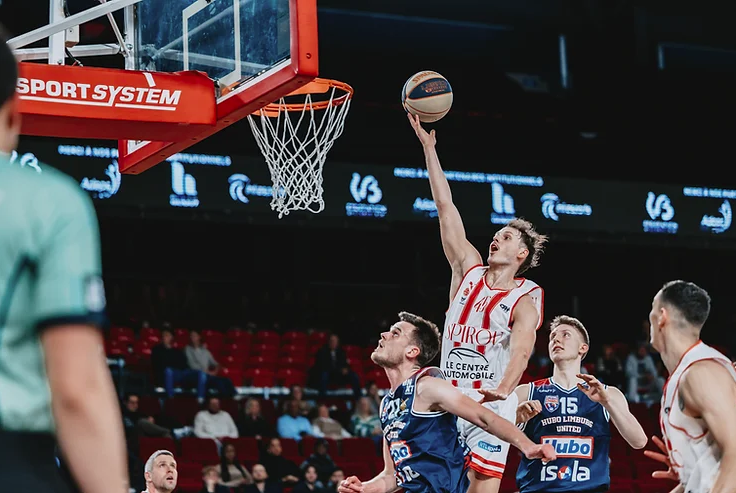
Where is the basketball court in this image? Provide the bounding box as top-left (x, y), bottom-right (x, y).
top-left (8, 0), bottom-right (353, 217)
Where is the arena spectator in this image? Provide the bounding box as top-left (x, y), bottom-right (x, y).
top-left (186, 329), bottom-right (236, 397)
top-left (311, 334), bottom-right (361, 398)
top-left (625, 341), bottom-right (665, 405)
top-left (364, 382), bottom-right (381, 414)
top-left (311, 404), bottom-right (351, 439)
top-left (300, 439), bottom-right (337, 484)
top-left (216, 442), bottom-right (253, 492)
top-left (200, 465), bottom-right (230, 493)
top-left (152, 328), bottom-right (207, 399)
top-left (595, 344), bottom-right (625, 390)
top-left (282, 385), bottom-right (315, 416)
top-left (260, 438), bottom-right (301, 486)
top-left (243, 464), bottom-right (283, 493)
top-left (324, 468), bottom-right (344, 493)
top-left (350, 397), bottom-right (382, 443)
top-left (240, 398), bottom-right (273, 439)
top-left (292, 465), bottom-right (326, 493)
top-left (194, 397), bottom-right (239, 439)
top-left (277, 400), bottom-right (313, 441)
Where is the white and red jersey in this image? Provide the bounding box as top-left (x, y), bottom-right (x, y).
top-left (440, 264), bottom-right (543, 396)
top-left (660, 341), bottom-right (736, 493)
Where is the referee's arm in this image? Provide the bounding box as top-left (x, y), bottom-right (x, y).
top-left (36, 183), bottom-right (128, 493)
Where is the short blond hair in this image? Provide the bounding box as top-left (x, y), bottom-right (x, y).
top-left (550, 315), bottom-right (589, 359)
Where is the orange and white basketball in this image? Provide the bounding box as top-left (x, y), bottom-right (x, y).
top-left (401, 71), bottom-right (453, 123)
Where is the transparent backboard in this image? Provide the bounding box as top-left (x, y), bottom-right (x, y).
top-left (119, 0), bottom-right (317, 174)
top-left (134, 0), bottom-right (291, 93)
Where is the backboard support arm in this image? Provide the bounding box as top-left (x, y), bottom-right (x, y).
top-left (7, 0), bottom-right (142, 51)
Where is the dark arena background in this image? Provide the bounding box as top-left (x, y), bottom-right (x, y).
top-left (2, 0), bottom-right (736, 492)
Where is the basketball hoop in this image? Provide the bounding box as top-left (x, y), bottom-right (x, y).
top-left (247, 78), bottom-right (353, 218)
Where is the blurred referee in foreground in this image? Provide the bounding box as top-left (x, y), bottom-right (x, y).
top-left (0, 34), bottom-right (128, 492)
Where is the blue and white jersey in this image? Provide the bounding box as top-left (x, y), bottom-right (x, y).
top-left (379, 367), bottom-right (470, 493)
top-left (516, 378), bottom-right (611, 493)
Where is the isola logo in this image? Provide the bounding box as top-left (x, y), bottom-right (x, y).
top-left (540, 460), bottom-right (590, 482)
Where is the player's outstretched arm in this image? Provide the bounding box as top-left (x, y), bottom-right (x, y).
top-left (576, 374), bottom-right (647, 449)
top-left (43, 325), bottom-right (129, 493)
top-left (679, 361), bottom-right (736, 493)
top-left (339, 440), bottom-right (399, 493)
top-left (417, 376), bottom-right (556, 462)
top-left (484, 296), bottom-right (538, 400)
top-left (406, 113), bottom-right (481, 301)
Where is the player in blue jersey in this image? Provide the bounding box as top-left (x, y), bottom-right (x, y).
top-left (338, 312), bottom-right (556, 493)
top-left (511, 315), bottom-right (647, 493)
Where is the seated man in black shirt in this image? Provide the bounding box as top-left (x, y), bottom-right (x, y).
top-left (151, 328), bottom-right (207, 399)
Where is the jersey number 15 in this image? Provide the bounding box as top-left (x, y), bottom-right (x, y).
top-left (560, 397), bottom-right (578, 415)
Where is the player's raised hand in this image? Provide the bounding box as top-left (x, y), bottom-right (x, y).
top-left (523, 443), bottom-right (557, 464)
top-left (407, 113), bottom-right (436, 148)
top-left (338, 476), bottom-right (364, 493)
top-left (643, 436), bottom-right (679, 482)
top-left (477, 388), bottom-right (509, 403)
top-left (576, 374), bottom-right (611, 404)
top-left (516, 400), bottom-right (542, 424)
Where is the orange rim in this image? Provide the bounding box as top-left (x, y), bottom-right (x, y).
top-left (256, 78), bottom-right (353, 117)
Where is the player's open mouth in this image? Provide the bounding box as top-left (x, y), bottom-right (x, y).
top-left (166, 476), bottom-right (174, 481)
top-left (552, 345), bottom-right (563, 352)
top-left (490, 243), bottom-right (499, 253)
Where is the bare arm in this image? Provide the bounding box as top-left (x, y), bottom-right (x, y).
top-left (680, 361), bottom-right (736, 493)
top-left (42, 325), bottom-right (128, 493)
top-left (417, 377), bottom-right (545, 459)
top-left (407, 114), bottom-right (481, 302)
top-left (495, 295), bottom-right (538, 396)
top-left (358, 440), bottom-right (399, 493)
top-left (602, 386), bottom-right (647, 449)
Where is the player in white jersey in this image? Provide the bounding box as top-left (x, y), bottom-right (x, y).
top-left (408, 113), bottom-right (547, 493)
top-left (644, 280), bottom-right (736, 493)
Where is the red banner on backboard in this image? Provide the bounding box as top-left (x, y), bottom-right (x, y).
top-left (17, 63), bottom-right (216, 142)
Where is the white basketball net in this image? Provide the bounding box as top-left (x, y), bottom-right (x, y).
top-left (247, 84), bottom-right (352, 218)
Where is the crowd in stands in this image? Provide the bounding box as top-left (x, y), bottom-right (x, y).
top-left (109, 318), bottom-right (731, 493)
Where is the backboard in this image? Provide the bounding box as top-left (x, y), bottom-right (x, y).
top-left (119, 0), bottom-right (318, 174)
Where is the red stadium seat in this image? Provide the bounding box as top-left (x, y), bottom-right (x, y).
top-left (279, 438), bottom-right (302, 461)
top-left (133, 340), bottom-right (153, 356)
top-left (283, 331), bottom-right (308, 345)
top-left (341, 437), bottom-right (377, 458)
top-left (343, 345), bottom-right (363, 360)
top-left (309, 331), bottom-right (328, 344)
top-left (245, 355), bottom-right (278, 370)
top-left (223, 437), bottom-right (260, 461)
top-left (222, 342), bottom-right (249, 356)
top-left (221, 354), bottom-right (247, 369)
top-left (301, 436), bottom-right (339, 458)
top-left (280, 356), bottom-right (307, 370)
top-left (259, 399), bottom-right (277, 425)
top-left (174, 328), bottom-right (189, 338)
top-left (364, 369), bottom-right (390, 389)
top-left (276, 368), bottom-right (307, 387)
top-left (163, 397), bottom-right (202, 426)
top-left (139, 437), bottom-right (177, 462)
top-left (180, 437), bottom-right (220, 463)
top-left (339, 462), bottom-right (372, 480)
top-left (280, 344), bottom-right (305, 357)
top-left (138, 395), bottom-right (162, 416)
top-left (105, 339), bottom-right (127, 357)
top-left (220, 367), bottom-right (244, 386)
top-left (111, 326), bottom-right (134, 341)
top-left (243, 368), bottom-right (275, 387)
top-left (253, 330), bottom-right (281, 345)
top-left (140, 327), bottom-right (161, 343)
top-left (177, 462), bottom-right (203, 481)
top-left (226, 329), bottom-right (252, 343)
top-left (250, 344), bottom-right (279, 358)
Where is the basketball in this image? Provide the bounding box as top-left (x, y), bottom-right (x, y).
top-left (401, 71), bottom-right (454, 123)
